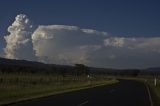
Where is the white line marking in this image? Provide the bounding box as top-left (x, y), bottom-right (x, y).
top-left (77, 101), bottom-right (89, 106)
top-left (146, 84), bottom-right (153, 106)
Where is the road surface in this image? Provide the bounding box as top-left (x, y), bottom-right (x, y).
top-left (9, 80), bottom-right (152, 106)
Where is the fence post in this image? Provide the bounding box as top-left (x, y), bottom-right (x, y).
top-left (154, 77), bottom-right (157, 87)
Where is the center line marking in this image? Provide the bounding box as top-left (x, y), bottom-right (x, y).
top-left (77, 101), bottom-right (89, 106)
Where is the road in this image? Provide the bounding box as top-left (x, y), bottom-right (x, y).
top-left (9, 80), bottom-right (152, 106)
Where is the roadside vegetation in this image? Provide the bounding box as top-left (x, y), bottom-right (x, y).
top-left (0, 64), bottom-right (118, 105)
top-left (144, 77), bottom-right (160, 106)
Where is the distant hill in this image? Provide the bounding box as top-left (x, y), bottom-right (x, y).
top-left (0, 57), bottom-right (74, 74)
top-left (0, 57), bottom-right (159, 76)
top-left (0, 57), bottom-right (45, 67)
top-left (142, 67), bottom-right (160, 75)
top-left (147, 67), bottom-right (160, 72)
top-left (0, 57), bottom-right (72, 69)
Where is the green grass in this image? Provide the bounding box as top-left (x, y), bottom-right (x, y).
top-left (0, 73), bottom-right (118, 105)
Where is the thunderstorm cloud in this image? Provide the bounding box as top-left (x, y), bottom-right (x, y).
top-left (3, 14), bottom-right (160, 68)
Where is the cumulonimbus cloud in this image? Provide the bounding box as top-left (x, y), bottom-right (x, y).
top-left (3, 14), bottom-right (160, 68)
top-left (4, 14), bottom-right (36, 60)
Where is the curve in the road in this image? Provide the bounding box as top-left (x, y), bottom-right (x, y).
top-left (8, 79), bottom-right (152, 106)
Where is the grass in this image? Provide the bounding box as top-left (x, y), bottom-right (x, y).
top-left (0, 72), bottom-right (118, 105)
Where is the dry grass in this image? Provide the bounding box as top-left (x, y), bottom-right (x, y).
top-left (0, 72), bottom-right (117, 105)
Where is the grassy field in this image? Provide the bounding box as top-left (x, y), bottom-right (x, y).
top-left (0, 72), bottom-right (118, 105)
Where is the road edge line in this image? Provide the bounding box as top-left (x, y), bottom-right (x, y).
top-left (1, 81), bottom-right (118, 106)
top-left (146, 84), bottom-right (153, 106)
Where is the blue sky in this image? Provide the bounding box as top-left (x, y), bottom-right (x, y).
top-left (1, 0), bottom-right (160, 68)
top-left (1, 0), bottom-right (160, 36)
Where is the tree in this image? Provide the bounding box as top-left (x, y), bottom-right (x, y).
top-left (74, 64), bottom-right (89, 75)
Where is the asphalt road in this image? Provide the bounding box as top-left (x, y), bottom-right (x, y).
top-left (9, 80), bottom-right (152, 106)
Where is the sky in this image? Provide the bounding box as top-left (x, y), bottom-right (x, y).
top-left (1, 0), bottom-right (160, 69)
